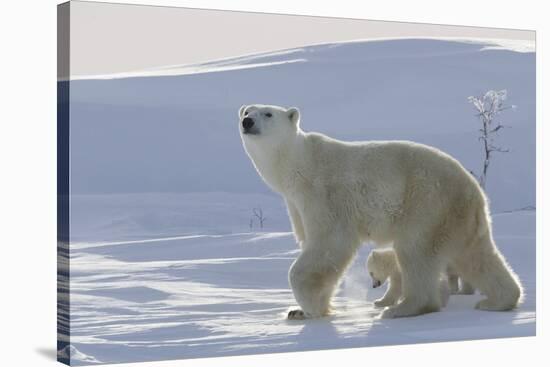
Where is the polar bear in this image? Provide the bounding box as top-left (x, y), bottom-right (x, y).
top-left (238, 104), bottom-right (522, 319)
top-left (366, 249), bottom-right (450, 308)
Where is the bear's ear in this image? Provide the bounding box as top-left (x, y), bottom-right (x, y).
top-left (287, 107), bottom-right (300, 125)
top-left (239, 105), bottom-right (248, 119)
top-left (371, 251), bottom-right (377, 260)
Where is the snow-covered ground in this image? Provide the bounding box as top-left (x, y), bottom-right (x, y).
top-left (60, 38), bottom-right (535, 365)
top-left (65, 209), bottom-right (535, 365)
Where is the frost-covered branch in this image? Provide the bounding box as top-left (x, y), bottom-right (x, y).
top-left (468, 89), bottom-right (515, 190)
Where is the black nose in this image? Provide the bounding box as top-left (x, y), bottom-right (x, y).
top-left (242, 117), bottom-right (254, 130)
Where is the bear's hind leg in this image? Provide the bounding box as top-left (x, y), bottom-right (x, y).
top-left (381, 240), bottom-right (443, 319)
top-left (457, 232), bottom-right (522, 311)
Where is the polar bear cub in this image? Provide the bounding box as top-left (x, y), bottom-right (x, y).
top-left (238, 104), bottom-right (523, 319)
top-left (367, 249), bottom-right (450, 308)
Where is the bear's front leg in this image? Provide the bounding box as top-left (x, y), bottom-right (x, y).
top-left (374, 274), bottom-right (402, 308)
top-left (286, 200), bottom-right (305, 245)
top-left (287, 233), bottom-right (357, 320)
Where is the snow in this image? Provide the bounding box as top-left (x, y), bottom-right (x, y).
top-left (65, 210), bottom-right (535, 366)
top-left (71, 37), bottom-right (534, 81)
top-left (61, 38), bottom-right (535, 365)
top-left (68, 38), bottom-right (535, 213)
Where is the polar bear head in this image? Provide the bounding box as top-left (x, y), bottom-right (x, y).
top-left (366, 250), bottom-right (398, 288)
top-left (238, 104), bottom-right (302, 193)
top-left (238, 104), bottom-right (300, 143)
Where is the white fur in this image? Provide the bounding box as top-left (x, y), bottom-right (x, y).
top-left (239, 104), bottom-right (523, 319)
top-left (367, 249), bottom-right (450, 309)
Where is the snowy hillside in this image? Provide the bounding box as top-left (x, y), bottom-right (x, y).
top-left (69, 38), bottom-right (535, 213)
top-left (61, 38), bottom-right (536, 365)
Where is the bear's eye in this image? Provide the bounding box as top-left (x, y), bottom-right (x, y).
top-left (265, 112), bottom-right (272, 118)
